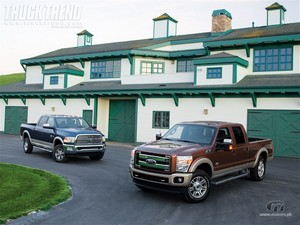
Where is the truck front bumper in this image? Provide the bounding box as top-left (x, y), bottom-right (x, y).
top-left (129, 165), bottom-right (192, 193)
top-left (63, 143), bottom-right (106, 156)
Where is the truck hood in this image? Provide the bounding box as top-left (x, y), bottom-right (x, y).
top-left (136, 139), bottom-right (210, 156)
top-left (56, 128), bottom-right (103, 137)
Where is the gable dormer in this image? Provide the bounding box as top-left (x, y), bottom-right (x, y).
top-left (153, 13), bottom-right (178, 39)
top-left (266, 2), bottom-right (286, 26)
top-left (77, 30), bottom-right (93, 47)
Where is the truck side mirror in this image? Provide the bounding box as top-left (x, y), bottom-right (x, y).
top-left (156, 132), bottom-right (162, 140)
top-left (216, 143), bottom-right (233, 151)
top-left (43, 124), bottom-right (54, 129)
top-left (91, 124), bottom-right (97, 129)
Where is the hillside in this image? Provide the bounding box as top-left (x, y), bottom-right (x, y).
top-left (0, 73), bottom-right (25, 86)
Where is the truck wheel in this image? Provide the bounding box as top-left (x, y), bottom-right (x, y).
top-left (53, 144), bottom-right (67, 162)
top-left (184, 171), bottom-right (211, 203)
top-left (250, 156), bottom-right (265, 181)
top-left (23, 137), bottom-right (33, 153)
top-left (89, 153), bottom-right (104, 160)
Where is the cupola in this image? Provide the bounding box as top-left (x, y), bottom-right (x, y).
top-left (266, 2), bottom-right (286, 25)
top-left (153, 13), bottom-right (178, 39)
top-left (77, 30), bottom-right (93, 47)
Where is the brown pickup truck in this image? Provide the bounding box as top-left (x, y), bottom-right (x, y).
top-left (129, 121), bottom-right (273, 202)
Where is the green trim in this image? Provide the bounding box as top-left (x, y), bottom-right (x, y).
top-left (93, 97), bottom-right (98, 125)
top-left (208, 92), bottom-right (215, 107)
top-left (134, 99), bottom-right (138, 143)
top-left (20, 96), bottom-right (26, 105)
top-left (245, 44), bottom-right (250, 57)
top-left (21, 64), bottom-right (27, 72)
top-left (59, 95), bottom-right (66, 105)
top-left (79, 59), bottom-right (85, 68)
top-left (193, 56), bottom-right (248, 68)
top-left (83, 95), bottom-right (90, 106)
top-left (138, 94), bottom-right (146, 106)
top-left (232, 63), bottom-right (237, 83)
top-left (43, 68), bottom-right (84, 76)
top-left (64, 74), bottom-right (68, 88)
top-left (2, 98), bottom-right (8, 104)
top-left (204, 34), bottom-right (300, 49)
top-left (38, 96), bottom-right (46, 105)
top-left (171, 93), bottom-right (179, 106)
top-left (250, 92), bottom-right (257, 107)
top-left (39, 63), bottom-right (45, 70)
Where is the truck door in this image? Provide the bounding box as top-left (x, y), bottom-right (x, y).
top-left (231, 126), bottom-right (249, 167)
top-left (212, 128), bottom-right (235, 171)
top-left (34, 116), bottom-right (53, 149)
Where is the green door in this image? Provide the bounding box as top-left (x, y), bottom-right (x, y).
top-left (5, 106), bottom-right (28, 135)
top-left (82, 110), bottom-right (93, 125)
top-left (247, 110), bottom-right (300, 158)
top-left (108, 100), bottom-right (136, 143)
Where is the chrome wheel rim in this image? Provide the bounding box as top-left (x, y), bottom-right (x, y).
top-left (188, 176), bottom-right (207, 199)
top-left (55, 148), bottom-right (65, 160)
top-left (24, 141), bottom-right (28, 151)
top-left (258, 160), bottom-right (265, 178)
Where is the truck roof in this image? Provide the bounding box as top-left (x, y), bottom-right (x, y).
top-left (179, 121), bottom-right (241, 127)
top-left (42, 114), bottom-right (81, 118)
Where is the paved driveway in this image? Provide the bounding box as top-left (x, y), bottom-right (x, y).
top-left (1, 134), bottom-right (299, 225)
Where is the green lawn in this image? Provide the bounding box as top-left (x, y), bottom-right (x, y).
top-left (0, 73), bottom-right (25, 86)
top-left (0, 163), bottom-right (71, 224)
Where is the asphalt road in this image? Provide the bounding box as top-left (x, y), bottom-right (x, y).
top-left (1, 134), bottom-right (299, 225)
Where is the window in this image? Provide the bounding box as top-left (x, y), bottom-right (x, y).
top-left (91, 60), bottom-right (121, 79)
top-left (37, 116), bottom-right (48, 127)
top-left (207, 67), bottom-right (222, 79)
top-left (232, 127), bottom-right (246, 144)
top-left (153, 111), bottom-right (170, 129)
top-left (177, 60), bottom-right (194, 72)
top-left (254, 46), bottom-right (292, 71)
top-left (141, 61), bottom-right (164, 74)
top-left (50, 76), bottom-right (59, 85)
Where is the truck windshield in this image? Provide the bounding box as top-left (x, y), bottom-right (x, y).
top-left (55, 117), bottom-right (90, 129)
top-left (162, 124), bottom-right (216, 145)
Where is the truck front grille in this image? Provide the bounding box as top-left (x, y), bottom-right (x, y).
top-left (76, 135), bottom-right (102, 145)
top-left (135, 152), bottom-right (171, 173)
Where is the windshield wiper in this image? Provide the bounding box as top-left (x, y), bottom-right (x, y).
top-left (179, 139), bottom-right (199, 144)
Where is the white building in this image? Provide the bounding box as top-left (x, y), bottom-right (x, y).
top-left (0, 2), bottom-right (299, 158)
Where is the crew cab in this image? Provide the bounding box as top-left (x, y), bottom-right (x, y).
top-left (20, 115), bottom-right (106, 162)
top-left (130, 121), bottom-right (273, 202)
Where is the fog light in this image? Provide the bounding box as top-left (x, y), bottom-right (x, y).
top-left (174, 177), bottom-right (184, 183)
top-left (67, 147), bottom-right (73, 151)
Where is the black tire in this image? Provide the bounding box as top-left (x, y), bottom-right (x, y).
top-left (52, 144), bottom-right (67, 163)
top-left (250, 156), bottom-right (266, 181)
top-left (184, 170), bottom-right (211, 203)
top-left (23, 137), bottom-right (33, 153)
top-left (89, 152), bottom-right (104, 161)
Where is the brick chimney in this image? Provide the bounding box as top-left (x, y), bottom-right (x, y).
top-left (211, 9), bottom-right (232, 33)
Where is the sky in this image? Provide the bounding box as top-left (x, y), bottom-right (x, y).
top-left (0, 0), bottom-right (299, 75)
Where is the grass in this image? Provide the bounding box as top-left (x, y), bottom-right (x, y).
top-left (0, 73), bottom-right (25, 86)
top-left (0, 163), bottom-right (71, 224)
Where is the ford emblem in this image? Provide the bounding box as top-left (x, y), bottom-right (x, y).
top-left (145, 158), bottom-right (156, 165)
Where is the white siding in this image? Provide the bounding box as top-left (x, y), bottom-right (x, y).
top-left (136, 97), bottom-right (300, 142)
top-left (134, 57), bottom-right (175, 75)
top-left (44, 74), bottom-right (65, 89)
top-left (97, 98), bottom-right (110, 136)
top-left (156, 43), bottom-right (203, 51)
top-left (267, 10), bottom-right (281, 25)
top-left (153, 20), bottom-right (168, 38)
top-left (195, 64), bottom-right (233, 85)
top-left (26, 66), bottom-right (43, 84)
top-left (67, 75), bottom-right (83, 87)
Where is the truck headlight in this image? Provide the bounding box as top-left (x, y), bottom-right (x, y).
top-left (64, 137), bottom-right (76, 143)
top-left (130, 149), bottom-right (136, 165)
top-left (176, 156), bottom-right (193, 172)
top-left (101, 136), bottom-right (106, 142)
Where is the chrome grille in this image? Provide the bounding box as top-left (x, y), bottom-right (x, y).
top-left (135, 152), bottom-right (171, 173)
top-left (76, 135), bottom-right (102, 145)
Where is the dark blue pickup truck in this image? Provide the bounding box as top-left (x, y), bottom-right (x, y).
top-left (20, 115), bottom-right (106, 162)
